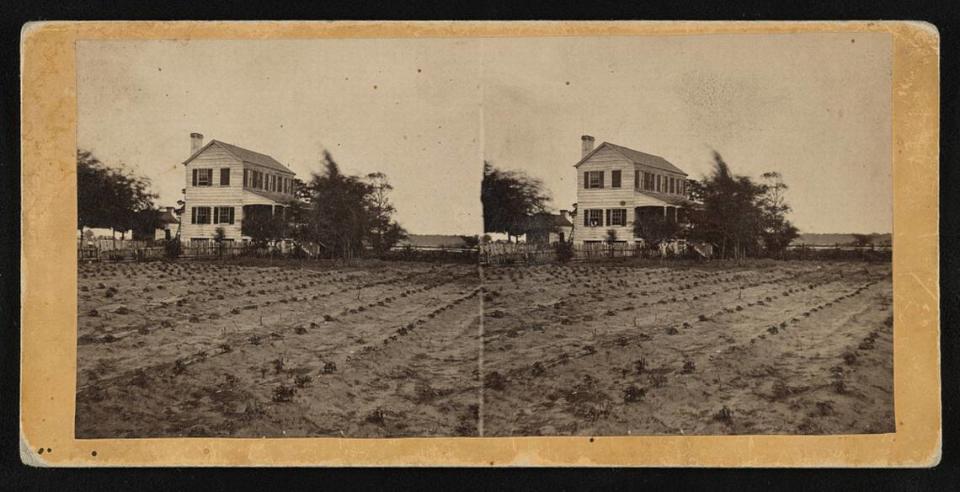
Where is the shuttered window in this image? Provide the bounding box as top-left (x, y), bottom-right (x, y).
top-left (213, 206), bottom-right (235, 225)
top-left (191, 206), bottom-right (211, 224)
top-left (585, 171), bottom-right (604, 189)
top-left (656, 175), bottom-right (661, 192)
top-left (634, 170), bottom-right (640, 189)
top-left (584, 209), bottom-right (604, 226)
top-left (611, 170), bottom-right (622, 188)
top-left (193, 168), bottom-right (212, 186)
top-left (220, 168), bottom-right (231, 186)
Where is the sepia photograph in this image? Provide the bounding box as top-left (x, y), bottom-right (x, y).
top-left (73, 32), bottom-right (894, 440)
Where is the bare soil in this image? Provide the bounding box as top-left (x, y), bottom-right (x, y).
top-left (76, 259), bottom-right (892, 438)
top-left (480, 260), bottom-right (893, 436)
top-left (76, 260), bottom-right (481, 438)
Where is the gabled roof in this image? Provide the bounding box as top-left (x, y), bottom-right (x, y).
top-left (574, 141), bottom-right (687, 176)
top-left (183, 139), bottom-right (295, 175)
top-left (523, 212), bottom-right (573, 230)
top-left (157, 209), bottom-right (179, 224)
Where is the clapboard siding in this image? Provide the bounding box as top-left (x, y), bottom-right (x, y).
top-left (180, 203), bottom-right (244, 240)
top-left (573, 146), bottom-right (685, 244)
top-left (183, 146), bottom-right (246, 241)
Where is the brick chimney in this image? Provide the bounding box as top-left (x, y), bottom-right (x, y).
top-left (190, 132), bottom-right (204, 155)
top-left (581, 135), bottom-right (595, 158)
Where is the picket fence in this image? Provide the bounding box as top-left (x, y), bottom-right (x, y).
top-left (479, 241), bottom-right (695, 266)
top-left (77, 240), bottom-right (476, 263)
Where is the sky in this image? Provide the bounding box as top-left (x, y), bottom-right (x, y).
top-left (78, 33), bottom-right (892, 235)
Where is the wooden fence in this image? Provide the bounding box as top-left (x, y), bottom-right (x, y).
top-left (78, 241), bottom-right (477, 263)
top-left (77, 242), bottom-right (290, 263)
top-left (480, 241), bottom-right (696, 265)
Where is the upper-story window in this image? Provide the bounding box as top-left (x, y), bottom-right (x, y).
top-left (611, 170), bottom-right (622, 188)
top-left (192, 168), bottom-right (212, 187)
top-left (220, 168), bottom-right (231, 186)
top-left (584, 171), bottom-right (604, 189)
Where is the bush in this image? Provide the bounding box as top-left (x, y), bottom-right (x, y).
top-left (272, 384), bottom-right (297, 402)
top-left (164, 239), bottom-right (182, 259)
top-left (555, 241), bottom-right (575, 263)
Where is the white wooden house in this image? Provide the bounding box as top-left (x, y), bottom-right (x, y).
top-left (572, 135), bottom-right (690, 245)
top-left (180, 133), bottom-right (297, 244)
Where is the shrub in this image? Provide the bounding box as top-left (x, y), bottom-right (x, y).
top-left (294, 374), bottom-right (312, 388)
top-left (164, 239), bottom-right (182, 259)
top-left (272, 384), bottom-right (297, 402)
top-left (649, 374), bottom-right (667, 388)
top-left (555, 241), bottom-right (575, 263)
top-left (484, 371), bottom-right (507, 391)
top-left (713, 405), bottom-right (733, 425)
top-left (634, 358), bottom-right (647, 375)
top-left (623, 385), bottom-right (646, 403)
top-left (842, 351), bottom-right (857, 365)
top-left (365, 408), bottom-right (387, 426)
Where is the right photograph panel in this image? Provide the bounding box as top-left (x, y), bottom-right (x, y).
top-left (479, 33), bottom-right (894, 436)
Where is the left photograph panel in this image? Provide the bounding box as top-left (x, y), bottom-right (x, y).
top-left (74, 40), bottom-right (484, 438)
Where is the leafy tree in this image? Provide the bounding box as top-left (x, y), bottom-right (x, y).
top-left (213, 226), bottom-right (227, 258)
top-left (300, 151), bottom-right (374, 258)
top-left (851, 233), bottom-right (874, 248)
top-left (605, 229), bottom-right (619, 244)
top-left (131, 209), bottom-right (162, 240)
top-left (365, 172), bottom-right (407, 255)
top-left (687, 152), bottom-right (766, 260)
top-left (77, 149), bottom-right (157, 239)
top-left (686, 179), bottom-right (705, 202)
top-left (634, 214), bottom-right (681, 250)
top-left (482, 161), bottom-right (551, 241)
top-left (758, 172), bottom-right (799, 256)
top-left (241, 206), bottom-right (282, 248)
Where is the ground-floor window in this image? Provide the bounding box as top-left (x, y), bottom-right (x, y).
top-left (191, 206), bottom-right (211, 224)
top-left (584, 209), bottom-right (604, 227)
top-left (213, 206), bottom-right (235, 225)
top-left (607, 208), bottom-right (627, 226)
